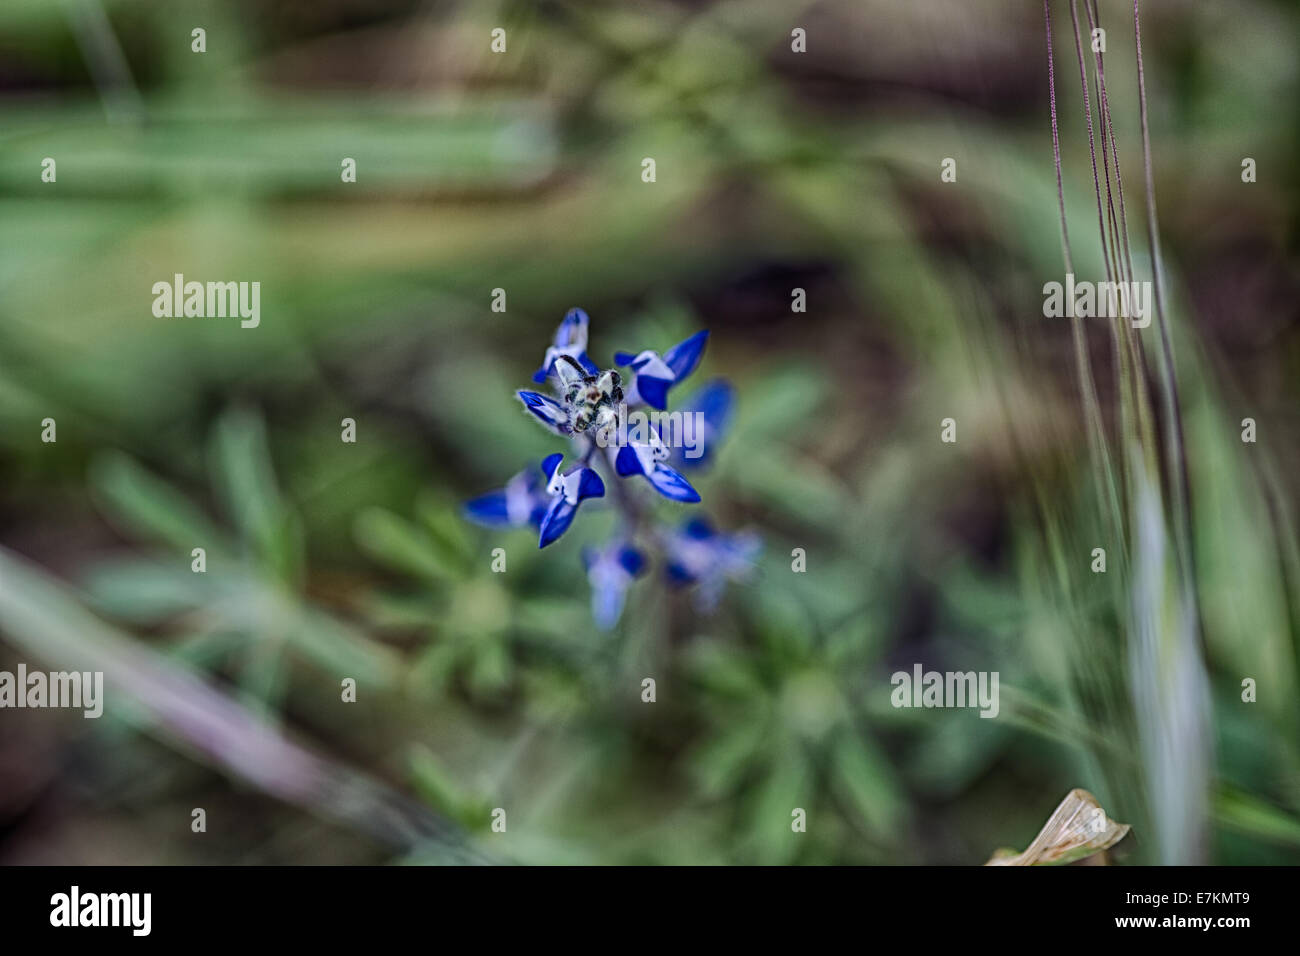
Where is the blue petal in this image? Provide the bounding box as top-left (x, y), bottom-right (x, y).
top-left (556, 308), bottom-right (589, 348)
top-left (694, 577), bottom-right (727, 613)
top-left (665, 561), bottom-right (695, 584)
top-left (591, 579), bottom-right (627, 630)
top-left (613, 351), bottom-right (638, 366)
top-left (574, 467), bottom-right (606, 502)
top-left (533, 350), bottom-right (598, 384)
top-left (692, 380), bottom-right (733, 431)
top-left (462, 490), bottom-right (511, 527)
top-left (518, 391), bottom-right (570, 434)
top-left (618, 547), bottom-right (646, 577)
top-left (538, 497), bottom-right (577, 548)
top-left (615, 444), bottom-right (644, 477)
top-left (646, 463), bottom-right (701, 502)
top-left (683, 516), bottom-right (716, 540)
top-left (664, 330), bottom-right (708, 381)
top-left (532, 307), bottom-right (597, 382)
top-left (541, 453), bottom-right (564, 481)
top-left (675, 380), bottom-right (734, 469)
top-left (635, 374), bottom-right (672, 411)
top-left (678, 446), bottom-right (712, 469)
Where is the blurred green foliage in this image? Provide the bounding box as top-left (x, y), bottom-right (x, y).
top-left (1, 0), bottom-right (1298, 864)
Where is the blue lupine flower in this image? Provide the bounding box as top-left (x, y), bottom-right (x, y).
top-left (612, 431), bottom-right (701, 502)
top-left (581, 540), bottom-right (646, 630)
top-left (463, 465), bottom-right (550, 529)
top-left (538, 453), bottom-right (605, 548)
top-left (664, 516), bottom-right (761, 611)
top-left (532, 308), bottom-right (599, 384)
top-left (671, 379), bottom-right (734, 470)
top-left (466, 306), bottom-right (757, 621)
top-left (614, 329), bottom-right (709, 410)
top-left (516, 388), bottom-right (573, 436)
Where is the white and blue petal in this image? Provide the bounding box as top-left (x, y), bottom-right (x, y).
top-left (664, 518), bottom-right (713, 582)
top-left (537, 455), bottom-right (605, 548)
top-left (555, 308), bottom-right (589, 349)
top-left (538, 497), bottom-right (579, 548)
top-left (581, 541), bottom-right (646, 630)
top-left (463, 489), bottom-right (513, 527)
top-left (464, 467), bottom-right (549, 528)
top-left (616, 545), bottom-right (646, 577)
top-left (574, 467), bottom-right (605, 501)
top-left (630, 373), bottom-right (672, 411)
top-left (672, 379), bottom-right (734, 469)
top-left (613, 440), bottom-right (657, 478)
top-left (614, 331), bottom-right (708, 411)
top-left (664, 329), bottom-right (709, 381)
top-left (532, 308), bottom-right (600, 383)
top-left (517, 390), bottom-right (572, 435)
top-left (615, 350), bottom-right (673, 378)
top-left (663, 516), bottom-right (760, 610)
top-left (613, 435), bottom-right (699, 502)
top-left (645, 461), bottom-right (700, 502)
top-left (546, 457), bottom-right (605, 504)
top-left (541, 453), bottom-right (565, 483)
top-left (613, 350), bottom-right (672, 410)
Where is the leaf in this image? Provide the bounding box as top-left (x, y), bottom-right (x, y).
top-left (831, 731), bottom-right (906, 836)
top-left (985, 789), bottom-right (1130, 866)
top-left (411, 641), bottom-right (461, 691)
top-left (90, 451), bottom-right (226, 555)
top-left (0, 546), bottom-right (469, 855)
top-left (415, 494), bottom-right (475, 573)
top-left (690, 719), bottom-right (767, 799)
top-left (355, 507), bottom-right (455, 582)
top-left (687, 642), bottom-right (765, 700)
top-left (210, 408), bottom-right (301, 582)
top-left (81, 558), bottom-right (213, 622)
top-left (732, 452), bottom-right (851, 531)
top-left (734, 366), bottom-right (828, 439)
top-left (747, 749), bottom-right (810, 865)
top-left (1215, 788), bottom-right (1300, 850)
top-left (468, 639), bottom-right (511, 696)
top-left (288, 605), bottom-right (402, 687)
top-left (409, 747), bottom-right (491, 831)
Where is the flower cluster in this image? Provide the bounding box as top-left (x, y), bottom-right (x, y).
top-left (464, 308), bottom-right (759, 628)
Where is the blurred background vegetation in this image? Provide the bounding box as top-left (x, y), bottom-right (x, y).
top-left (1, 0), bottom-right (1297, 864)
